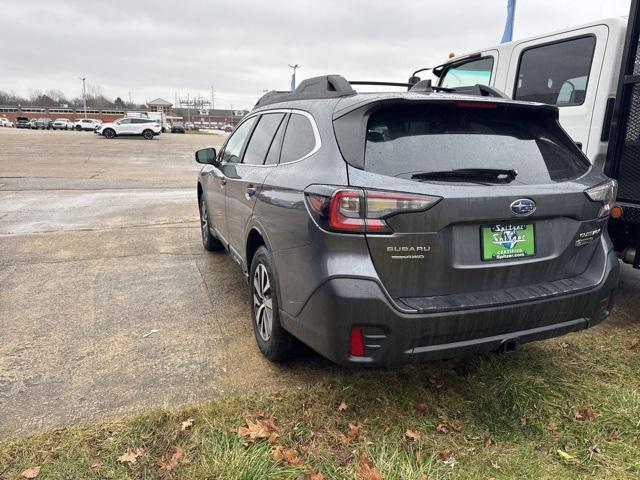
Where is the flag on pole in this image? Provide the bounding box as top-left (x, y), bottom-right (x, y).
top-left (501, 0), bottom-right (517, 43)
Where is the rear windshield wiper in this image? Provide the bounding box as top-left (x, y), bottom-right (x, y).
top-left (411, 168), bottom-right (518, 184)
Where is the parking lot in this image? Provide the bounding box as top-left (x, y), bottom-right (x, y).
top-left (1, 127), bottom-right (639, 440)
top-left (0, 128), bottom-right (331, 438)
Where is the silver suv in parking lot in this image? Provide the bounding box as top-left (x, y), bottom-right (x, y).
top-left (195, 75), bottom-right (620, 367)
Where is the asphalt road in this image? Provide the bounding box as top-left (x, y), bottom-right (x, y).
top-left (1, 127), bottom-right (639, 439)
top-left (0, 128), bottom-right (330, 438)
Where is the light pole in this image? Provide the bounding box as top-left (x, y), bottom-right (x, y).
top-left (79, 77), bottom-right (87, 118)
top-left (288, 64), bottom-right (301, 90)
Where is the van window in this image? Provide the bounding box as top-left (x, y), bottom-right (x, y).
top-left (514, 36), bottom-right (596, 106)
top-left (364, 103), bottom-right (589, 184)
top-left (280, 113), bottom-right (316, 163)
top-left (440, 57), bottom-right (494, 88)
top-left (243, 113), bottom-right (286, 165)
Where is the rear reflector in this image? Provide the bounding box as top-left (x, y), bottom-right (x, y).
top-left (349, 327), bottom-right (365, 357)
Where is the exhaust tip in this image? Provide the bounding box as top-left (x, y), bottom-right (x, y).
top-left (498, 338), bottom-right (518, 354)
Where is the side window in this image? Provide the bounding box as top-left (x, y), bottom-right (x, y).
top-left (264, 114), bottom-right (289, 165)
top-left (440, 57), bottom-right (494, 88)
top-left (280, 113), bottom-right (316, 163)
top-left (243, 113), bottom-right (286, 165)
top-left (514, 36), bottom-right (596, 106)
top-left (119, 118), bottom-right (132, 124)
top-left (220, 116), bottom-right (257, 164)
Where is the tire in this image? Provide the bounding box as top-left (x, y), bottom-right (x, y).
top-left (103, 128), bottom-right (116, 139)
top-left (76, 125), bottom-right (82, 131)
top-left (249, 246), bottom-right (294, 362)
top-left (142, 129), bottom-right (154, 140)
top-left (199, 195), bottom-right (224, 252)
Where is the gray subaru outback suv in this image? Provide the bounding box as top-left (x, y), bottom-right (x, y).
top-left (195, 75), bottom-right (619, 367)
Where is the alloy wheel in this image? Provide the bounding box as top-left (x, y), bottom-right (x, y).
top-left (253, 263), bottom-right (273, 342)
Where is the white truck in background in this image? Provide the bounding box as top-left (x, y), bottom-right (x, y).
top-left (125, 111), bottom-right (169, 132)
top-left (424, 2), bottom-right (640, 269)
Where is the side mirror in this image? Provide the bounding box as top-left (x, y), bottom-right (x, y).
top-left (195, 147), bottom-right (217, 165)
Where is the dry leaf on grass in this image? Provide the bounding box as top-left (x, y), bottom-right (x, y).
top-left (483, 436), bottom-right (493, 447)
top-left (547, 421), bottom-right (561, 436)
top-left (435, 423), bottom-right (450, 434)
top-left (573, 408), bottom-right (596, 421)
top-left (359, 452), bottom-right (373, 468)
top-left (308, 471), bottom-right (325, 480)
top-left (625, 339), bottom-right (639, 350)
top-left (405, 429), bottom-right (421, 441)
top-left (357, 463), bottom-right (382, 480)
top-left (272, 445), bottom-right (302, 465)
top-left (283, 447), bottom-right (302, 466)
top-left (237, 417), bottom-right (279, 444)
top-left (340, 422), bottom-right (361, 444)
top-left (117, 448), bottom-right (145, 464)
top-left (337, 401), bottom-right (349, 412)
top-left (335, 449), bottom-right (354, 466)
top-left (437, 449), bottom-right (452, 461)
top-left (607, 432), bottom-right (621, 441)
top-left (415, 403), bottom-right (429, 415)
top-left (181, 418), bottom-right (194, 431)
top-left (159, 447), bottom-right (186, 471)
top-left (20, 466), bottom-right (41, 479)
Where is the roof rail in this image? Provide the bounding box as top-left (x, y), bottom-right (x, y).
top-left (253, 75), bottom-right (509, 109)
top-left (254, 75), bottom-right (355, 109)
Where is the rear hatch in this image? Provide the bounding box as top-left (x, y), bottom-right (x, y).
top-left (335, 98), bottom-right (608, 307)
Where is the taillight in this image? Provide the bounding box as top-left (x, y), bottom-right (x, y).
top-left (305, 187), bottom-right (441, 234)
top-left (585, 179), bottom-right (617, 218)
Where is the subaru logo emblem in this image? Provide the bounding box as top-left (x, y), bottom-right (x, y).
top-left (510, 199), bottom-right (536, 216)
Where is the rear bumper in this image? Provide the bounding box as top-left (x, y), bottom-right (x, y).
top-left (281, 248), bottom-right (620, 367)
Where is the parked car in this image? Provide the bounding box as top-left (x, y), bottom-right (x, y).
top-left (223, 124), bottom-right (233, 132)
top-left (74, 119), bottom-right (102, 131)
top-left (29, 119), bottom-right (38, 129)
top-left (195, 75), bottom-right (619, 367)
top-left (171, 122), bottom-right (186, 133)
top-left (52, 118), bottom-right (73, 130)
top-left (0, 117), bottom-right (13, 127)
top-left (35, 118), bottom-right (53, 129)
top-left (15, 117), bottom-right (30, 129)
top-left (95, 117), bottom-right (161, 140)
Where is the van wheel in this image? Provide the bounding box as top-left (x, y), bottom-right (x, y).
top-left (250, 246), bottom-right (294, 362)
top-left (103, 128), bottom-right (116, 139)
top-left (76, 125), bottom-right (82, 131)
top-left (199, 195), bottom-right (224, 252)
top-left (142, 129), bottom-right (154, 140)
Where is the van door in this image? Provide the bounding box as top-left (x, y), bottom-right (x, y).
top-left (507, 26), bottom-right (609, 154)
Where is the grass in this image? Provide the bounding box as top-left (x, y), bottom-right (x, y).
top-left (1, 317), bottom-right (639, 479)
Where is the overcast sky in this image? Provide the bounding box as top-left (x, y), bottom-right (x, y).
top-left (0, 0), bottom-right (631, 110)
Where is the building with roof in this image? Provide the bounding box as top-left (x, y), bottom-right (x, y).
top-left (146, 98), bottom-right (173, 113)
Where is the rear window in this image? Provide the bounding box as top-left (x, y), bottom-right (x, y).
top-left (364, 103), bottom-right (589, 183)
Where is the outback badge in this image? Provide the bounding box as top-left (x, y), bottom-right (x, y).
top-left (511, 198), bottom-right (536, 216)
